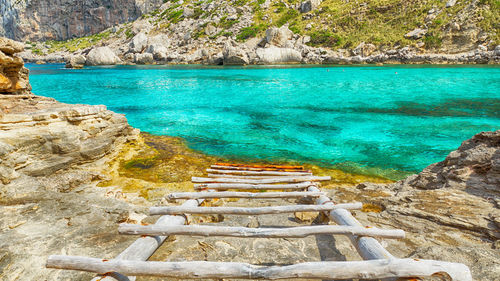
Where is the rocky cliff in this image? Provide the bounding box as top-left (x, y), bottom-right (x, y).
top-left (9, 0), bottom-right (500, 65)
top-left (0, 38), bottom-right (31, 94)
top-left (0, 0), bottom-right (163, 41)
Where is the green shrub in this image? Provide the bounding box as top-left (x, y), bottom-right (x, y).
top-left (424, 34), bottom-right (442, 49)
top-left (276, 9), bottom-right (299, 27)
top-left (236, 24), bottom-right (268, 41)
top-left (307, 30), bottom-right (343, 47)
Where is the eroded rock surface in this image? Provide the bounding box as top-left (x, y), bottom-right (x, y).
top-left (0, 37), bottom-right (31, 94)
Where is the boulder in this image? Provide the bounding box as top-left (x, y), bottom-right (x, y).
top-left (183, 7), bottom-right (195, 18)
top-left (0, 37), bottom-right (31, 95)
top-left (495, 45), bottom-right (500, 56)
top-left (135, 53), bottom-right (154, 64)
top-left (299, 0), bottom-right (322, 13)
top-left (85, 47), bottom-right (121, 66)
top-left (146, 44), bottom-right (168, 60)
top-left (352, 42), bottom-right (377, 57)
top-left (130, 32), bottom-right (148, 53)
top-left (265, 26), bottom-right (293, 48)
top-left (0, 37), bottom-right (24, 55)
top-left (405, 28), bottom-right (427, 39)
top-left (222, 42), bottom-right (249, 65)
top-left (256, 47), bottom-right (302, 64)
top-left (65, 55), bottom-right (86, 69)
top-left (205, 24), bottom-right (217, 36)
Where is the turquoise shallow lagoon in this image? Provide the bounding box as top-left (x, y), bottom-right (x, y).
top-left (27, 64), bottom-right (500, 180)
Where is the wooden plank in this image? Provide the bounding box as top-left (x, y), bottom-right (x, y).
top-left (150, 203), bottom-right (363, 215)
top-left (206, 174), bottom-right (290, 179)
top-left (215, 162), bottom-right (304, 170)
top-left (167, 191), bottom-right (326, 200)
top-left (194, 181), bottom-right (316, 190)
top-left (47, 256), bottom-right (473, 281)
top-left (118, 224), bottom-right (405, 239)
top-left (89, 198), bottom-right (203, 281)
top-left (192, 176), bottom-right (331, 184)
top-left (211, 164), bottom-right (311, 172)
top-left (308, 185), bottom-right (394, 260)
top-left (206, 168), bottom-right (313, 176)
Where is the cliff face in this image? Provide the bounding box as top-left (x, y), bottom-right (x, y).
top-left (0, 0), bottom-right (163, 41)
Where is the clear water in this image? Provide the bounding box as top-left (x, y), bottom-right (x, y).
top-left (27, 63), bottom-right (500, 179)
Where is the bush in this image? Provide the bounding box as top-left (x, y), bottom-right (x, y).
top-left (276, 9), bottom-right (299, 27)
top-left (424, 34), bottom-right (442, 49)
top-left (236, 24), bottom-right (268, 41)
top-left (307, 30), bottom-right (343, 47)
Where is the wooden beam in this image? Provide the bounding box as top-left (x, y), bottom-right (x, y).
top-left (211, 164), bottom-right (311, 172)
top-left (166, 191), bottom-right (326, 200)
top-left (118, 224), bottom-right (405, 239)
top-left (194, 181), bottom-right (316, 190)
top-left (89, 198), bottom-right (203, 281)
top-left (206, 174), bottom-right (289, 179)
top-left (206, 168), bottom-right (313, 176)
top-left (308, 186), bottom-right (394, 260)
top-left (192, 176), bottom-right (331, 184)
top-left (150, 203), bottom-right (363, 215)
top-left (215, 162), bottom-right (304, 170)
top-left (47, 256), bottom-right (473, 281)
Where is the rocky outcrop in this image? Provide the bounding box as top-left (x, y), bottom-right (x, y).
top-left (223, 41), bottom-right (249, 65)
top-left (397, 130), bottom-right (500, 198)
top-left (85, 46), bottom-right (121, 66)
top-left (65, 54), bottom-right (86, 69)
top-left (256, 47), bottom-right (302, 64)
top-left (0, 0), bottom-right (164, 41)
top-left (0, 37), bottom-right (31, 95)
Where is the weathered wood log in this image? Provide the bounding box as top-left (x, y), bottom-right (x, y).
top-left (89, 198), bottom-right (203, 281)
top-left (118, 224), bottom-right (405, 239)
top-left (206, 174), bottom-right (289, 179)
top-left (211, 164), bottom-right (311, 173)
top-left (215, 162), bottom-right (304, 170)
top-left (47, 256), bottom-right (473, 281)
top-left (192, 176), bottom-right (330, 184)
top-left (167, 191), bottom-right (325, 200)
top-left (206, 168), bottom-right (313, 176)
top-left (308, 185), bottom-right (394, 260)
top-left (150, 203), bottom-right (362, 215)
top-left (194, 181), bottom-right (316, 190)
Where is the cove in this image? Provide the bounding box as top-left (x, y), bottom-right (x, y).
top-left (27, 64), bottom-right (500, 180)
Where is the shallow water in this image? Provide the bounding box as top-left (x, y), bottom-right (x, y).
top-left (27, 64), bottom-right (500, 179)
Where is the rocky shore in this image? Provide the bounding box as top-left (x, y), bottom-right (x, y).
top-left (0, 37), bottom-right (499, 280)
top-left (13, 0), bottom-right (500, 66)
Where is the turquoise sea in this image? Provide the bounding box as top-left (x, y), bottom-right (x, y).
top-left (27, 64), bottom-right (500, 179)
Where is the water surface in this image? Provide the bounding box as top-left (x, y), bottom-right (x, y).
top-left (27, 64), bottom-right (500, 179)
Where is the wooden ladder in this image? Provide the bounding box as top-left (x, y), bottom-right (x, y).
top-left (46, 162), bottom-right (472, 281)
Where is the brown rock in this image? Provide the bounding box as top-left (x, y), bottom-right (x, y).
top-left (0, 37), bottom-right (31, 95)
top-left (0, 37), bottom-right (24, 55)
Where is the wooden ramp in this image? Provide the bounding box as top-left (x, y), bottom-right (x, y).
top-left (46, 162), bottom-right (472, 281)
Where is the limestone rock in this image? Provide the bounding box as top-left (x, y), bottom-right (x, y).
top-left (495, 45), bottom-right (500, 56)
top-left (0, 37), bottom-right (31, 95)
top-left (399, 130), bottom-right (500, 198)
top-left (299, 0), bottom-right (322, 13)
top-left (405, 28), bottom-right (427, 39)
top-left (222, 42), bottom-right (249, 65)
top-left (135, 53), bottom-right (154, 64)
top-left (265, 26), bottom-right (293, 48)
top-left (183, 7), bottom-right (195, 18)
top-left (130, 32), bottom-right (148, 53)
top-left (352, 42), bottom-right (377, 57)
top-left (446, 0), bottom-right (457, 8)
top-left (0, 37), bottom-right (24, 55)
top-left (65, 55), bottom-right (86, 69)
top-left (256, 47), bottom-right (302, 64)
top-left (85, 46), bottom-right (121, 66)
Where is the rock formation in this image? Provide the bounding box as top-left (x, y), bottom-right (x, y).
top-left (0, 37), bottom-right (31, 95)
top-left (0, 0), bottom-right (164, 41)
top-left (86, 46), bottom-right (121, 66)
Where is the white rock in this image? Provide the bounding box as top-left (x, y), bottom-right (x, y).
top-left (446, 0), bottom-right (457, 8)
top-left (256, 47), bottom-right (302, 64)
top-left (222, 42), bottom-right (249, 65)
top-left (135, 53), bottom-right (154, 64)
top-left (405, 28), bottom-right (427, 39)
top-left (265, 26), bottom-right (293, 47)
top-left (86, 47), bottom-right (121, 66)
top-left (495, 45), bottom-right (500, 56)
top-left (130, 32), bottom-right (148, 53)
top-left (299, 0), bottom-right (322, 13)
